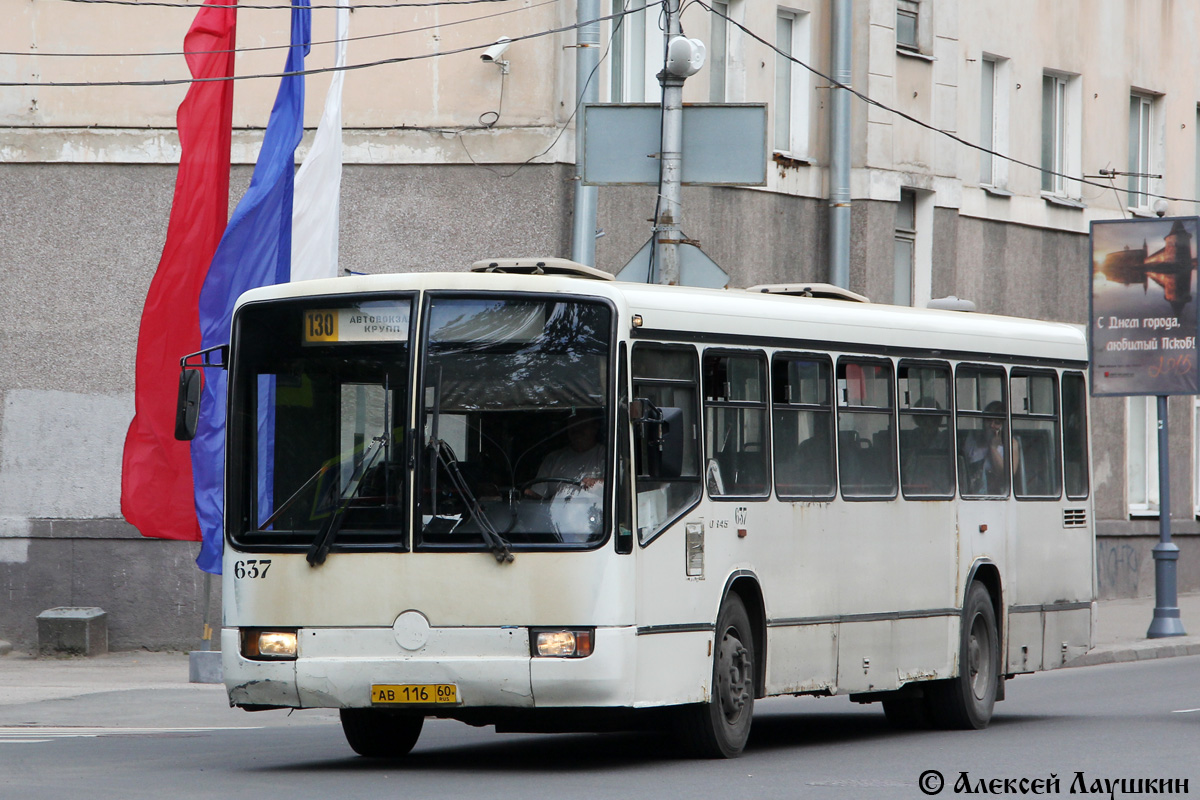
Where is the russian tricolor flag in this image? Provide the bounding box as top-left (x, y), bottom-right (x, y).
top-left (122, 0), bottom-right (349, 574)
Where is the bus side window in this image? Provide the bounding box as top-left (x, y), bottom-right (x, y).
top-left (631, 344), bottom-right (702, 543)
top-left (898, 362), bottom-right (954, 498)
top-left (836, 358), bottom-right (896, 499)
top-left (1010, 371), bottom-right (1061, 499)
top-left (703, 351), bottom-right (770, 499)
top-left (772, 354), bottom-right (835, 499)
top-left (956, 366), bottom-right (1009, 498)
top-left (1062, 372), bottom-right (1089, 499)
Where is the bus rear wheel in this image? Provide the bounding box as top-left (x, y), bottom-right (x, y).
top-left (928, 582), bottom-right (998, 730)
top-left (339, 708), bottom-right (424, 758)
top-left (677, 594), bottom-right (755, 758)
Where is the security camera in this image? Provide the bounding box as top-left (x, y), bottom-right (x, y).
top-left (1153, 198), bottom-right (1168, 218)
top-left (481, 37), bottom-right (512, 63)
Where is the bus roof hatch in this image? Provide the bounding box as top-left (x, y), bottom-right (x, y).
top-left (471, 258), bottom-right (615, 281)
top-left (745, 283), bottom-right (870, 303)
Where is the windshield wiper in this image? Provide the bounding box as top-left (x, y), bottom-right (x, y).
top-left (434, 440), bottom-right (514, 564)
top-left (307, 431), bottom-right (388, 566)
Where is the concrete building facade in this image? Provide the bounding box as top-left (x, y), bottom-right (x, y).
top-left (1, 0), bottom-right (1199, 649)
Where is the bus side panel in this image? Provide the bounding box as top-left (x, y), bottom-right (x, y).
top-left (1010, 504), bottom-right (1094, 609)
top-left (836, 616), bottom-right (955, 694)
top-left (632, 631), bottom-right (712, 706)
top-left (763, 624), bottom-right (837, 695)
top-left (1006, 609), bottom-right (1045, 672)
top-left (1042, 607), bottom-right (1092, 668)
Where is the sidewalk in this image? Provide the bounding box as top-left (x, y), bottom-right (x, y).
top-left (1068, 591), bottom-right (1200, 667)
top-left (1, 595), bottom-right (1199, 703)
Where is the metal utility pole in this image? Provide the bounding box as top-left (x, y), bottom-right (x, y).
top-left (655, 0), bottom-right (685, 285)
top-left (1148, 396), bottom-right (1187, 637)
top-left (570, 0), bottom-right (601, 266)
top-left (828, 0), bottom-right (852, 288)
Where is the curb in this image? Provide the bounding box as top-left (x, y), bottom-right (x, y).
top-left (1065, 638), bottom-right (1200, 668)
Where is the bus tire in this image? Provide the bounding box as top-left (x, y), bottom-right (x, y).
top-left (928, 582), bottom-right (998, 730)
top-left (677, 594), bottom-right (755, 758)
top-left (339, 708), bottom-right (424, 758)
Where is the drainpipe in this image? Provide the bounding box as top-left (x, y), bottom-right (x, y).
top-left (570, 0), bottom-right (601, 266)
top-left (828, 0), bottom-right (852, 288)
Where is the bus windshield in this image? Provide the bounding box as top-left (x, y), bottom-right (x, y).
top-left (229, 296), bottom-right (414, 549)
top-left (417, 295), bottom-right (613, 549)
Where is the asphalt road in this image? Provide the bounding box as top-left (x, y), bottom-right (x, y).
top-left (1, 656), bottom-right (1198, 800)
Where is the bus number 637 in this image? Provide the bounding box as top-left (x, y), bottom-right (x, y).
top-left (233, 559), bottom-right (272, 579)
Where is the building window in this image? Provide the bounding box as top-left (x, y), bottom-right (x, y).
top-left (609, 1), bottom-right (659, 103)
top-left (709, 1), bottom-right (728, 102)
top-left (894, 189), bottom-right (916, 306)
top-left (773, 9), bottom-right (810, 158)
top-left (1128, 395), bottom-right (1159, 516)
top-left (1042, 74), bottom-right (1066, 194)
top-left (708, 0), bottom-right (744, 103)
top-left (1195, 105), bottom-right (1200, 216)
top-left (980, 55), bottom-right (1010, 189)
top-left (896, 0), bottom-right (919, 51)
top-left (1128, 92), bottom-right (1161, 212)
top-left (1194, 397), bottom-right (1200, 517)
top-left (1040, 71), bottom-right (1081, 200)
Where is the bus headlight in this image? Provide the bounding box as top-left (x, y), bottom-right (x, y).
top-left (241, 629), bottom-right (298, 660)
top-left (532, 629), bottom-right (594, 658)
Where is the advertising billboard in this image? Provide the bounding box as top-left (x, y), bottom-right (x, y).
top-left (1090, 216), bottom-right (1200, 397)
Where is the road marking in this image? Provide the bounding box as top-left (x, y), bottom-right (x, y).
top-left (1172, 708), bottom-right (1200, 714)
top-left (0, 726), bottom-right (260, 743)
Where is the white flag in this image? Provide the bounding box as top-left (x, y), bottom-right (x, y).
top-left (291, 0), bottom-right (349, 281)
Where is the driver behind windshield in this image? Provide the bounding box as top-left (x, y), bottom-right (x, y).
top-left (524, 413), bottom-right (604, 499)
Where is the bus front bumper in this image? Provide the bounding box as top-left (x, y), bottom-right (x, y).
top-left (222, 625), bottom-right (638, 711)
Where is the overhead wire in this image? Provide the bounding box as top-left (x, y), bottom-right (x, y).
top-left (0, 1), bottom-right (656, 87)
top-left (0, 0), bottom-right (568, 59)
top-left (691, 0), bottom-right (1200, 208)
top-left (9, 0), bottom-right (1199, 207)
top-left (48, 0), bottom-right (539, 9)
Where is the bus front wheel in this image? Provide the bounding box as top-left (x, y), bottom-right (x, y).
top-left (339, 708), bottom-right (424, 758)
top-left (928, 581), bottom-right (998, 730)
top-left (677, 594), bottom-right (756, 758)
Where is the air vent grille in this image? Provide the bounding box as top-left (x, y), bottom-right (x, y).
top-left (1063, 508), bottom-right (1088, 528)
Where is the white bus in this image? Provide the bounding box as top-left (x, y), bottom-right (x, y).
top-left (187, 259), bottom-right (1094, 758)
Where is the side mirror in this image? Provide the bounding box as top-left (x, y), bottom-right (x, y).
top-left (175, 368), bottom-right (202, 441)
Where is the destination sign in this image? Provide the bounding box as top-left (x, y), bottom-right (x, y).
top-left (303, 303), bottom-right (410, 345)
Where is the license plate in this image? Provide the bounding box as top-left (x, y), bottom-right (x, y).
top-left (371, 684), bottom-right (458, 705)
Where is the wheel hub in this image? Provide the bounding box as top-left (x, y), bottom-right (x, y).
top-left (716, 632), bottom-right (752, 722)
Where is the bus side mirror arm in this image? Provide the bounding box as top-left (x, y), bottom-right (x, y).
top-left (174, 344), bottom-right (228, 442)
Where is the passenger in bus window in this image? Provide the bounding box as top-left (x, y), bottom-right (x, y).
top-left (902, 397), bottom-right (952, 495)
top-left (525, 414), bottom-right (604, 499)
top-left (963, 401), bottom-right (1021, 495)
